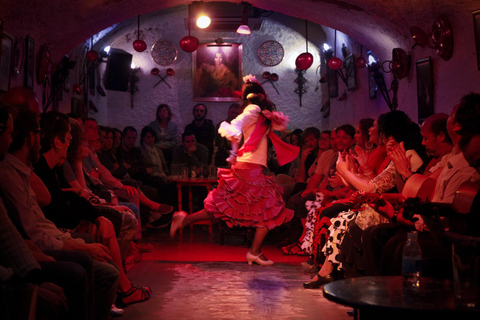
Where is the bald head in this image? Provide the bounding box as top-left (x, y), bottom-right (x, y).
top-left (421, 113), bottom-right (452, 158)
top-left (0, 87), bottom-right (40, 113)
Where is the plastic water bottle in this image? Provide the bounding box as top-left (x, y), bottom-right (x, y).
top-left (402, 232), bottom-right (422, 287)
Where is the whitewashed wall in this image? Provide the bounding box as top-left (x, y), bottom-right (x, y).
top-left (60, 6), bottom-right (412, 137)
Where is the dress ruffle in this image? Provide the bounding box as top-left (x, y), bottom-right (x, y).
top-left (204, 162), bottom-right (293, 230)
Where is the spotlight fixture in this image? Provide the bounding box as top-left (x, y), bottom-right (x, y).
top-left (236, 3), bottom-right (251, 35)
top-left (196, 15), bottom-right (211, 29)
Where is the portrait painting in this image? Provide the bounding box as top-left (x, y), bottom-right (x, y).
top-left (416, 57), bottom-right (434, 122)
top-left (193, 43), bottom-right (242, 102)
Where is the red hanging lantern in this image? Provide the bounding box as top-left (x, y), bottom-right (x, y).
top-left (295, 52), bottom-right (314, 71)
top-left (73, 84), bottom-right (82, 95)
top-left (86, 50), bottom-right (98, 62)
top-left (328, 57), bottom-right (343, 70)
top-left (133, 16), bottom-right (147, 52)
top-left (179, 35), bottom-right (199, 53)
top-left (133, 39), bottom-right (147, 52)
top-left (354, 56), bottom-right (367, 69)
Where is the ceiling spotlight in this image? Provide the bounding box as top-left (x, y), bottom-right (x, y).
top-left (196, 15), bottom-right (211, 29)
top-left (236, 3), bottom-right (251, 35)
top-left (104, 46), bottom-right (111, 54)
top-left (131, 62), bottom-right (136, 69)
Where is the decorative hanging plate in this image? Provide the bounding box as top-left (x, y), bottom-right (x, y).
top-left (151, 40), bottom-right (178, 66)
top-left (257, 40), bottom-right (284, 66)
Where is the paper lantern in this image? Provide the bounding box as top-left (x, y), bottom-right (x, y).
top-left (133, 39), bottom-right (147, 52)
top-left (295, 52), bottom-right (313, 71)
top-left (179, 36), bottom-right (199, 53)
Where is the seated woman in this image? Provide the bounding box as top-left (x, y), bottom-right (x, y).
top-left (304, 110), bottom-right (427, 288)
top-left (281, 125), bottom-right (356, 255)
top-left (147, 104), bottom-right (179, 165)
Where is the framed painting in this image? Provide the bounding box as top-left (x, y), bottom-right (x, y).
top-left (326, 58), bottom-right (338, 98)
top-left (473, 10), bottom-right (480, 70)
top-left (24, 36), bottom-right (35, 89)
top-left (416, 57), bottom-right (434, 122)
top-left (344, 54), bottom-right (356, 91)
top-left (193, 43), bottom-right (242, 102)
top-left (0, 32), bottom-right (13, 93)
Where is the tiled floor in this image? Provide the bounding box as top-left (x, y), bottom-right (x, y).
top-left (121, 225), bottom-right (352, 319)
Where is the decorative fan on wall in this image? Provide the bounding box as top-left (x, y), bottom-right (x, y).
top-left (151, 40), bottom-right (178, 66)
top-left (257, 40), bottom-right (284, 66)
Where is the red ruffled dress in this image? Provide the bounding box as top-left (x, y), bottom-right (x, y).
top-left (204, 104), bottom-right (298, 230)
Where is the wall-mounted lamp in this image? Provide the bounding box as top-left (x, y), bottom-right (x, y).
top-left (236, 3), bottom-right (251, 34)
top-left (410, 16), bottom-right (453, 60)
top-left (367, 48), bottom-right (410, 111)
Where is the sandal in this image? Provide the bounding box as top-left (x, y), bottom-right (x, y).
top-left (281, 242), bottom-right (308, 256)
top-left (115, 285), bottom-right (152, 308)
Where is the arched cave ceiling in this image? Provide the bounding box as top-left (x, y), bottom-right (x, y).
top-left (2, 0), bottom-right (479, 61)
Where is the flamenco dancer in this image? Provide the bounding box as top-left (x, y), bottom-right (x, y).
top-left (170, 75), bottom-right (299, 266)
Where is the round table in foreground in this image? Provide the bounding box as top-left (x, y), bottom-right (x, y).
top-left (323, 276), bottom-right (479, 320)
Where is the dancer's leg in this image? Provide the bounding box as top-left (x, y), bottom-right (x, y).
top-left (249, 227), bottom-right (269, 256)
top-left (181, 209), bottom-right (215, 226)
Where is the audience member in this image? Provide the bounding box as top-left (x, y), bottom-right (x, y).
top-left (172, 130), bottom-right (209, 167)
top-left (147, 104), bottom-right (179, 164)
top-left (214, 103), bottom-right (241, 167)
top-left (184, 103), bottom-right (216, 163)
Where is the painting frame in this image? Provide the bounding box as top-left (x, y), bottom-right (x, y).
top-left (24, 36), bottom-right (35, 89)
top-left (344, 54), bottom-right (356, 91)
top-left (416, 57), bottom-right (434, 122)
top-left (193, 43), bottom-right (242, 102)
top-left (0, 32), bottom-right (14, 93)
top-left (473, 10), bottom-right (480, 70)
top-left (326, 58), bottom-right (338, 98)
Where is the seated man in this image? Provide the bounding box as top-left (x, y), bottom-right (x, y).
top-left (0, 107), bottom-right (151, 316)
top-left (365, 95), bottom-right (480, 278)
top-left (116, 126), bottom-right (175, 208)
top-left (83, 118), bottom-right (173, 230)
top-left (172, 130), bottom-right (209, 167)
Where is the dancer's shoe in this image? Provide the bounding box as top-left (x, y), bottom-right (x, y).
top-left (170, 211), bottom-right (187, 238)
top-left (246, 251), bottom-right (274, 266)
top-left (303, 274), bottom-right (334, 289)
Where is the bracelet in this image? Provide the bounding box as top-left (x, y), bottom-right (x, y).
top-left (392, 211), bottom-right (399, 224)
top-left (230, 151), bottom-right (238, 157)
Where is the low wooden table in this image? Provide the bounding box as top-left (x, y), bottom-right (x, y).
top-left (323, 276), bottom-right (479, 320)
top-left (171, 177), bottom-right (218, 234)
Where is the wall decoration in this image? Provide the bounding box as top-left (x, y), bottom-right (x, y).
top-left (326, 57), bottom-right (338, 98)
top-left (24, 36), bottom-right (35, 89)
top-left (257, 40), bottom-right (284, 66)
top-left (193, 43), bottom-right (242, 102)
top-left (151, 40), bottom-right (177, 66)
top-left (0, 32), bottom-right (13, 92)
top-left (368, 69), bottom-right (377, 99)
top-left (344, 54), bottom-right (356, 91)
top-left (474, 10), bottom-right (480, 70)
top-left (416, 57), bottom-right (434, 122)
top-left (12, 37), bottom-right (24, 78)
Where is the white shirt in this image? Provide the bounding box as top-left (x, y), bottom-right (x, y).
top-left (0, 154), bottom-right (82, 250)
